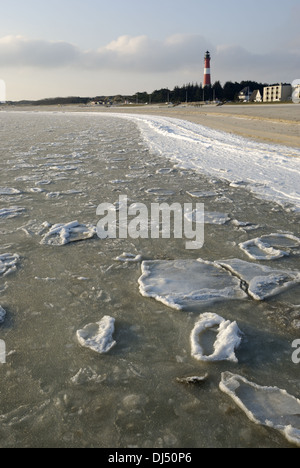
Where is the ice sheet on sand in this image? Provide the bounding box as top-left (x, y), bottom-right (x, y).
top-left (76, 316), bottom-right (116, 354)
top-left (0, 187), bottom-right (22, 195)
top-left (0, 207), bottom-right (25, 219)
top-left (0, 306), bottom-right (6, 323)
top-left (185, 210), bottom-right (230, 225)
top-left (40, 221), bottom-right (96, 246)
top-left (112, 114), bottom-right (300, 211)
top-left (220, 372), bottom-right (300, 447)
top-left (0, 254), bottom-right (19, 277)
top-left (216, 258), bottom-right (300, 301)
top-left (191, 313), bottom-right (242, 363)
top-left (239, 233), bottom-right (300, 260)
top-left (138, 260), bottom-right (247, 310)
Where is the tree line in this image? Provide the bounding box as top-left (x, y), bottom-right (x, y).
top-left (134, 81), bottom-right (268, 104)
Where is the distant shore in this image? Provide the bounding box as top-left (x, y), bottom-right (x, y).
top-left (2, 103), bottom-right (300, 148)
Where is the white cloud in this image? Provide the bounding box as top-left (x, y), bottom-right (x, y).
top-left (0, 33), bottom-right (299, 91)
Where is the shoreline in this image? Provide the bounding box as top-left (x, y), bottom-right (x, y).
top-left (2, 103), bottom-right (299, 148)
top-left (0, 104), bottom-right (300, 148)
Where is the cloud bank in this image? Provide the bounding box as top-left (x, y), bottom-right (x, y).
top-left (0, 34), bottom-right (298, 83)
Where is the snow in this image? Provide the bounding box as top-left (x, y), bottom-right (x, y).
top-left (190, 313), bottom-right (242, 363)
top-left (138, 259), bottom-right (247, 310)
top-left (239, 233), bottom-right (300, 260)
top-left (40, 221), bottom-right (96, 246)
top-left (0, 306), bottom-right (6, 323)
top-left (216, 258), bottom-right (300, 300)
top-left (220, 372), bottom-right (300, 447)
top-left (76, 316), bottom-right (116, 354)
top-left (111, 114), bottom-right (300, 212)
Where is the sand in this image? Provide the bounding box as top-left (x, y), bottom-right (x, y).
top-left (2, 102), bottom-right (300, 148)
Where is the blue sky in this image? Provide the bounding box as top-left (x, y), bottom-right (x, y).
top-left (0, 0), bottom-right (299, 100)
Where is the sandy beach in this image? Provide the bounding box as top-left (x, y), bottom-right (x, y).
top-left (94, 103), bottom-right (300, 148)
top-left (3, 102), bottom-right (299, 148)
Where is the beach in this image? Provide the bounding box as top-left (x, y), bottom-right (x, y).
top-left (0, 107), bottom-right (299, 448)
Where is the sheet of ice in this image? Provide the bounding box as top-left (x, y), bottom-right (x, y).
top-left (138, 260), bottom-right (247, 310)
top-left (76, 316), bottom-right (116, 354)
top-left (185, 209), bottom-right (230, 225)
top-left (187, 190), bottom-right (217, 198)
top-left (40, 221), bottom-right (96, 246)
top-left (216, 258), bottom-right (300, 301)
top-left (0, 188), bottom-right (22, 195)
top-left (0, 207), bottom-right (25, 219)
top-left (108, 114), bottom-right (300, 211)
top-left (0, 306), bottom-right (6, 324)
top-left (220, 372), bottom-right (300, 447)
top-left (239, 233), bottom-right (300, 260)
top-left (0, 253), bottom-right (19, 277)
top-left (146, 188), bottom-right (175, 196)
top-left (191, 313), bottom-right (242, 363)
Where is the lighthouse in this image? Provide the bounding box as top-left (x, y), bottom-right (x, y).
top-left (203, 51), bottom-right (211, 87)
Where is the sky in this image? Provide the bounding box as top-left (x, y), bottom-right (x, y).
top-left (0, 0), bottom-right (299, 100)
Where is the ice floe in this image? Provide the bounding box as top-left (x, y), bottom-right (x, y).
top-left (220, 372), bottom-right (300, 447)
top-left (0, 187), bottom-right (22, 195)
top-left (217, 258), bottom-right (300, 301)
top-left (138, 260), bottom-right (247, 310)
top-left (146, 188), bottom-right (175, 196)
top-left (0, 254), bottom-right (19, 277)
top-left (176, 374), bottom-right (208, 385)
top-left (0, 306), bottom-right (6, 323)
top-left (239, 233), bottom-right (300, 260)
top-left (115, 252), bottom-right (143, 263)
top-left (185, 209), bottom-right (230, 225)
top-left (40, 221), bottom-right (96, 246)
top-left (76, 316), bottom-right (116, 354)
top-left (190, 313), bottom-right (242, 363)
top-left (0, 207), bottom-right (25, 219)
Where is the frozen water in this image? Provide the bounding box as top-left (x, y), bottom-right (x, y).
top-left (115, 252), bottom-right (143, 263)
top-left (0, 253), bottom-right (19, 276)
top-left (0, 207), bottom-right (25, 219)
top-left (76, 316), bottom-right (116, 354)
top-left (0, 305), bottom-right (6, 323)
top-left (190, 313), bottom-right (242, 362)
top-left (0, 187), bottom-right (22, 195)
top-left (139, 260), bottom-right (247, 310)
top-left (40, 221), bottom-right (96, 246)
top-left (239, 233), bottom-right (300, 260)
top-left (217, 258), bottom-right (300, 300)
top-left (220, 372), bottom-right (300, 447)
top-left (185, 209), bottom-right (230, 225)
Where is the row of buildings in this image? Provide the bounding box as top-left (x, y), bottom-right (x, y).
top-left (238, 83), bottom-right (298, 103)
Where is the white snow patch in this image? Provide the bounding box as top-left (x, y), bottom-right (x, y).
top-left (191, 313), bottom-right (242, 363)
top-left (40, 221), bottom-right (96, 246)
top-left (76, 316), bottom-right (116, 354)
top-left (220, 372), bottom-right (300, 447)
top-left (138, 259), bottom-right (247, 310)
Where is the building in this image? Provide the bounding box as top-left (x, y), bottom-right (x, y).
top-left (203, 51), bottom-right (211, 87)
top-left (238, 87), bottom-right (252, 102)
top-left (263, 84), bottom-right (292, 102)
top-left (250, 90), bottom-right (262, 103)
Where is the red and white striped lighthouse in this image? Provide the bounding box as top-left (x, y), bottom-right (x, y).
top-left (203, 51), bottom-right (211, 87)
